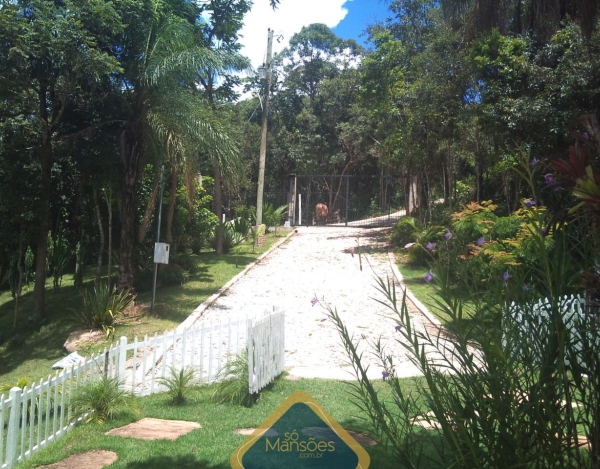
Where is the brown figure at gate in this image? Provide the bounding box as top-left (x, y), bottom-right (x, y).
top-left (315, 203), bottom-right (328, 225)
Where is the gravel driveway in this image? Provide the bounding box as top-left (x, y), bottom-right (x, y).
top-left (193, 226), bottom-right (437, 380)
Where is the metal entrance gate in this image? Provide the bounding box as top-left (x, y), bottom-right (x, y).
top-left (287, 174), bottom-right (407, 228)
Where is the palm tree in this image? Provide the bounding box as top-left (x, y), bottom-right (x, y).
top-left (112, 0), bottom-right (247, 290)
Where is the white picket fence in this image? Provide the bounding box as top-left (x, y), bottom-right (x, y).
top-left (247, 307), bottom-right (286, 394)
top-left (0, 348), bottom-right (114, 469)
top-left (0, 308), bottom-right (285, 469)
top-left (509, 294), bottom-right (599, 368)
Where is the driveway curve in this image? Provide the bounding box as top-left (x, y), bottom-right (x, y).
top-left (194, 226), bottom-right (436, 380)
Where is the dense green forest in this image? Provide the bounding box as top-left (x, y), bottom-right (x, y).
top-left (0, 0), bottom-right (599, 322)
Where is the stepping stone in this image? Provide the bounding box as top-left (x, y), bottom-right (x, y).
top-left (235, 428), bottom-right (279, 437)
top-left (413, 418), bottom-right (441, 430)
top-left (105, 418), bottom-right (200, 440)
top-left (39, 450), bottom-right (117, 469)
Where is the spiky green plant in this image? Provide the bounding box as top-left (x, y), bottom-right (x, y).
top-left (70, 376), bottom-right (137, 424)
top-left (158, 366), bottom-right (196, 405)
top-left (71, 283), bottom-right (134, 337)
top-left (212, 350), bottom-right (257, 407)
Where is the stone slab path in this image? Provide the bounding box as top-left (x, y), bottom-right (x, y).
top-left (193, 226), bottom-right (437, 380)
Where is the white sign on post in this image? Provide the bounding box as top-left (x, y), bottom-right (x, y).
top-left (154, 243), bottom-right (170, 264)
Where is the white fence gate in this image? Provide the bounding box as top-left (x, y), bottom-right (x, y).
top-left (0, 308), bottom-right (285, 469)
top-left (247, 307), bottom-right (285, 394)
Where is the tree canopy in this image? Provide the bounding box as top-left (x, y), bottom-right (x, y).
top-left (1, 0), bottom-right (599, 318)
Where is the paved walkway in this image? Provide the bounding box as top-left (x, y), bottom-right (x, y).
top-left (192, 226), bottom-right (440, 380)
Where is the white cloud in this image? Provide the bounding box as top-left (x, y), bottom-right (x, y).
top-left (239, 0), bottom-right (350, 70)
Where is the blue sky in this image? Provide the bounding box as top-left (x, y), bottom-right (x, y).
top-left (332, 0), bottom-right (391, 47)
top-left (239, 0), bottom-right (392, 69)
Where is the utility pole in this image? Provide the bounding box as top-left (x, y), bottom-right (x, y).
top-left (151, 163), bottom-right (165, 313)
top-left (256, 28), bottom-right (273, 226)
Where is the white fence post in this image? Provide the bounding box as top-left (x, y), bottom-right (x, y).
top-left (247, 317), bottom-right (255, 394)
top-left (6, 387), bottom-right (21, 468)
top-left (117, 336), bottom-right (127, 387)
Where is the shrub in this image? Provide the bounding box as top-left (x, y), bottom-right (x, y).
top-left (390, 217), bottom-right (419, 248)
top-left (71, 376), bottom-right (137, 424)
top-left (158, 367), bottom-right (196, 405)
top-left (209, 223), bottom-right (245, 253)
top-left (183, 175), bottom-right (218, 255)
top-left (399, 224), bottom-right (444, 268)
top-left (71, 283), bottom-right (135, 337)
top-left (158, 263), bottom-right (189, 286)
top-left (170, 252), bottom-right (199, 274)
top-left (232, 217), bottom-right (251, 237)
top-left (451, 200), bottom-right (498, 242)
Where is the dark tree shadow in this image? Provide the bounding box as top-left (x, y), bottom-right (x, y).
top-left (124, 455), bottom-right (228, 469)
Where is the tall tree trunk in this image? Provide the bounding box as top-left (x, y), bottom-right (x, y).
top-left (138, 163), bottom-right (161, 243)
top-left (118, 142), bottom-right (141, 291)
top-left (105, 188), bottom-right (113, 291)
top-left (93, 186), bottom-right (105, 287)
top-left (74, 229), bottom-right (85, 292)
top-left (74, 177), bottom-right (86, 291)
top-left (447, 143), bottom-right (453, 213)
top-left (13, 228), bottom-right (24, 330)
top-left (32, 132), bottom-right (52, 319)
top-left (118, 91), bottom-right (146, 292)
top-left (166, 164), bottom-right (178, 244)
top-left (213, 162), bottom-right (224, 254)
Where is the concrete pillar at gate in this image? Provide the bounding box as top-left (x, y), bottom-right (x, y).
top-left (407, 175), bottom-right (418, 215)
top-left (288, 174), bottom-right (297, 225)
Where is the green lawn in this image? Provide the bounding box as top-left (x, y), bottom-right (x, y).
top-left (0, 232), bottom-right (291, 389)
top-left (394, 262), bottom-right (452, 323)
top-left (12, 376), bottom-right (425, 469)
